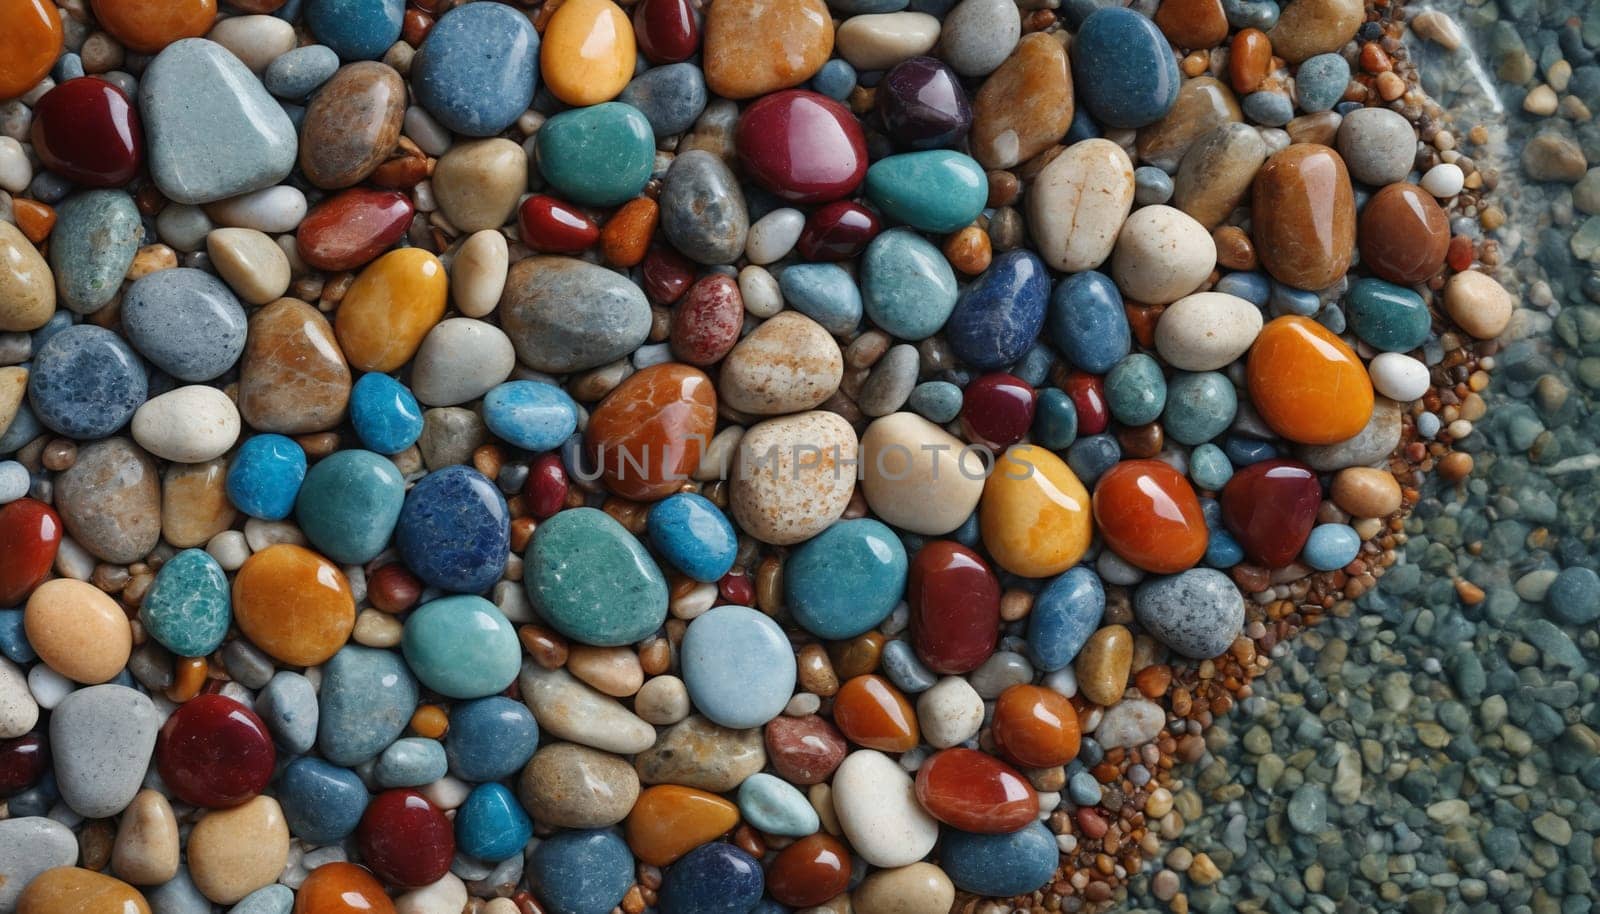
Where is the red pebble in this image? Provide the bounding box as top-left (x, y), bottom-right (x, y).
top-left (1077, 807), bottom-right (1108, 838)
top-left (718, 570), bottom-right (753, 605)
top-left (1446, 233), bottom-right (1473, 272)
top-left (797, 201), bottom-right (881, 262)
top-left (632, 0), bottom-right (699, 63)
top-left (1064, 372), bottom-right (1109, 436)
top-left (915, 748), bottom-right (1039, 834)
top-left (960, 373), bottom-right (1036, 449)
top-left (156, 694), bottom-right (276, 809)
top-left (524, 453), bottom-right (568, 519)
top-left (670, 273), bottom-right (744, 366)
top-left (763, 715), bottom-right (847, 785)
top-left (518, 195), bottom-right (600, 254)
top-left (0, 498), bottom-right (62, 606)
top-left (1091, 459), bottom-right (1208, 574)
top-left (640, 244), bottom-right (696, 305)
top-left (907, 541), bottom-right (1000, 675)
top-left (29, 77), bottom-right (143, 187)
top-left (1219, 459), bottom-right (1322, 567)
top-left (0, 733), bottom-right (48, 798)
top-left (367, 562), bottom-right (422, 614)
top-left (990, 684), bottom-right (1080, 768)
top-left (735, 90), bottom-right (868, 204)
top-left (357, 789), bottom-right (455, 888)
top-left (296, 188), bottom-right (414, 272)
top-left (766, 834), bottom-right (852, 908)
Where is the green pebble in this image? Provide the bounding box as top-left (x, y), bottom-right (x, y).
top-left (534, 102), bottom-right (656, 207)
top-left (864, 150), bottom-right (988, 234)
top-left (1163, 371), bottom-right (1237, 445)
top-left (1105, 353), bottom-right (1167, 426)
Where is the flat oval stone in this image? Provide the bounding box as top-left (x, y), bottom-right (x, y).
top-left (970, 33), bottom-right (1071, 169)
top-left (1344, 277), bottom-right (1431, 352)
top-left (156, 694), bottom-right (275, 808)
top-left (634, 0), bottom-right (699, 64)
top-left (335, 248), bottom-right (448, 373)
top-left (529, 829), bottom-right (635, 914)
top-left (457, 782), bottom-right (532, 861)
top-left (945, 249), bottom-right (1049, 370)
top-left (296, 188), bottom-right (412, 272)
top-left (834, 673), bottom-right (919, 752)
top-left (49, 189), bottom-right (142, 314)
top-left (542, 0), bottom-right (636, 106)
top-left (660, 149), bottom-right (750, 265)
top-left (880, 57), bottom-right (971, 151)
top-left (703, 0), bottom-right (833, 99)
top-left (295, 863), bottom-right (391, 914)
top-left (401, 595), bottom-right (519, 699)
top-left (1251, 143), bottom-right (1356, 290)
top-left (298, 61), bottom-right (404, 189)
top-left (412, 2), bottom-right (539, 137)
top-left (396, 465), bottom-right (510, 593)
top-left (1335, 107), bottom-right (1415, 186)
top-left (0, 499), bottom-right (60, 606)
top-left (317, 644), bottom-right (419, 766)
top-left (31, 77), bottom-right (143, 187)
top-left (1246, 315), bottom-right (1374, 444)
top-left (980, 444), bottom-right (1092, 578)
top-left (233, 544), bottom-right (355, 665)
top-left (647, 493), bottom-right (738, 583)
top-left (411, 318), bottom-right (516, 408)
top-left (256, 671), bottom-right (319, 756)
top-left (739, 772), bottom-right (821, 837)
top-left (536, 102), bottom-right (655, 207)
top-left (54, 436), bottom-right (160, 563)
top-left (670, 273), bottom-right (744, 365)
top-left (238, 298), bottom-right (351, 434)
top-left (92, 0), bottom-right (215, 53)
top-left (140, 548), bottom-right (230, 657)
top-left (778, 263), bottom-right (862, 334)
top-left (1027, 566), bottom-right (1104, 671)
top-left (718, 311), bottom-right (843, 415)
top-left (519, 664), bottom-right (657, 754)
top-left (432, 138), bottom-right (526, 233)
top-left (50, 684), bottom-right (159, 818)
top-left (1154, 291), bottom-right (1262, 371)
top-left (1133, 567), bottom-right (1245, 658)
top-left (864, 150), bottom-right (987, 234)
top-left (1357, 181), bottom-right (1450, 284)
top-left (24, 578), bottom-right (132, 683)
top-left (635, 714), bottom-right (767, 791)
top-left (991, 683), bottom-right (1078, 766)
top-left (294, 449), bottom-right (404, 564)
top-left (832, 749), bottom-right (939, 868)
top-left (120, 267), bottom-right (246, 382)
top-left (524, 507), bottom-right (668, 647)
top-left (861, 228), bottom-right (958, 340)
top-left (357, 789), bottom-right (453, 888)
top-left (1027, 138), bottom-right (1135, 273)
top-left (501, 256), bottom-right (652, 373)
top-left (1111, 204), bottom-right (1216, 305)
top-left (737, 90), bottom-right (866, 203)
top-left (1135, 75), bottom-right (1241, 173)
top-left (1220, 458), bottom-right (1321, 566)
top-left (621, 62), bottom-right (708, 138)
top-left (730, 410), bottom-right (858, 545)
top-left (1172, 122), bottom-right (1269, 230)
top-left (859, 412), bottom-right (985, 535)
top-left (0, 220), bottom-right (54, 332)
top-left (940, 821), bottom-right (1058, 895)
top-left (908, 540), bottom-right (1000, 675)
top-left (140, 38), bottom-right (297, 204)
top-left (130, 385), bottom-right (240, 463)
top-left (837, 12), bottom-right (941, 70)
top-left (16, 867), bottom-right (151, 914)
top-left (786, 519), bottom-right (907, 639)
top-left (1163, 370), bottom-right (1237, 445)
top-left (586, 363), bottom-right (717, 500)
top-left (1268, 0), bottom-right (1361, 62)
top-left (445, 696), bottom-right (538, 783)
top-left (1071, 7), bottom-right (1180, 128)
top-left (682, 605), bottom-right (796, 728)
top-left (1093, 459), bottom-right (1207, 573)
top-left (518, 742), bottom-right (638, 828)
top-left (764, 715), bottom-right (846, 785)
top-left (915, 748), bottom-right (1037, 833)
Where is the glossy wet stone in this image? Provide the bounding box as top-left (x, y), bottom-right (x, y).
top-left (445, 696), bottom-right (538, 783)
top-left (396, 465), bottom-right (510, 593)
top-left (156, 695), bottom-right (275, 808)
top-left (960, 372), bottom-right (1036, 449)
top-left (49, 189), bottom-right (142, 314)
top-left (908, 541), bottom-right (1000, 675)
top-left (402, 595), bottom-right (519, 698)
top-left (834, 674), bottom-right (919, 752)
top-left (501, 256), bottom-right (652, 373)
top-left (140, 549), bottom-right (230, 658)
top-left (658, 843), bottom-right (764, 914)
top-left (879, 57), bottom-right (971, 151)
top-left (412, 2), bottom-right (539, 137)
top-left (335, 248), bottom-right (448, 373)
top-left (1219, 458), bottom-right (1322, 567)
top-left (1092, 459), bottom-right (1208, 573)
top-left (525, 507), bottom-right (668, 646)
top-left (306, 0), bottom-right (403, 61)
top-left (1246, 315), bottom-right (1374, 445)
top-left (0, 220), bottom-right (53, 332)
top-left (91, 0), bottom-right (215, 53)
top-left (482, 380), bottom-right (577, 452)
top-left (626, 784), bottom-right (740, 866)
top-left (944, 250), bottom-right (1050, 370)
top-left (1072, 7), bottom-right (1179, 128)
top-left (990, 683), bottom-right (1080, 767)
top-left (586, 363), bottom-right (717, 501)
top-left (15, 866), bottom-right (151, 914)
top-left (766, 834), bottom-right (851, 907)
top-left (785, 518), bottom-right (908, 639)
top-left (1344, 277), bottom-right (1431, 352)
top-left (0, 0), bottom-right (62, 101)
top-left (294, 863), bottom-right (394, 914)
top-left (54, 437), bottom-right (161, 564)
top-left (670, 273), bottom-right (743, 365)
top-left (232, 544), bottom-right (355, 667)
top-left (737, 90), bottom-right (866, 203)
top-left (529, 829), bottom-right (635, 914)
top-left (765, 715), bottom-right (847, 785)
top-left (542, 0), bottom-right (636, 106)
top-left (969, 34), bottom-right (1070, 168)
top-left (535, 103), bottom-right (656, 207)
top-left (0, 499), bottom-right (60, 606)
top-left (832, 749), bottom-right (940, 868)
top-left (1357, 181), bottom-right (1451, 284)
top-left (24, 578), bottom-right (131, 684)
top-left (647, 493), bottom-right (738, 583)
top-left (238, 298), bottom-right (352, 434)
top-left (915, 748), bottom-right (1037, 833)
top-left (226, 434), bottom-right (307, 520)
top-left (980, 445), bottom-right (1093, 578)
top-left (940, 821), bottom-right (1058, 896)
top-left (122, 267), bottom-right (248, 382)
top-left (1172, 122), bottom-right (1269, 231)
top-left (358, 789), bottom-right (454, 887)
top-left (297, 188), bottom-right (412, 272)
top-left (520, 742), bottom-right (640, 828)
top-left (799, 200), bottom-right (881, 261)
top-left (31, 78), bottom-right (143, 187)
top-left (1251, 143), bottom-right (1356, 290)
top-left (1028, 566), bottom-right (1104, 672)
top-left (860, 228), bottom-right (956, 340)
top-left (456, 782), bottom-right (532, 861)
top-left (703, 0), bottom-right (832, 99)
top-left (1050, 270), bottom-right (1129, 374)
top-left (864, 150), bottom-right (987, 234)
top-left (634, 0), bottom-right (699, 63)
top-left (299, 61), bottom-right (405, 189)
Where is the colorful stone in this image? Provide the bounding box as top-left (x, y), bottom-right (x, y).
top-left (529, 829), bottom-right (636, 914)
top-left (703, 0), bottom-right (833, 99)
top-left (1246, 315), bottom-right (1374, 445)
top-left (657, 843), bottom-right (765, 914)
top-left (91, 0), bottom-right (215, 53)
top-left (979, 445), bottom-right (1093, 578)
top-left (959, 373), bottom-right (1036, 449)
top-left (542, 0), bottom-right (636, 106)
top-left (412, 2), bottom-right (540, 137)
top-left (401, 595), bottom-right (520, 698)
top-left (524, 507), bottom-right (669, 646)
top-left (535, 103), bottom-right (656, 208)
top-left (1091, 459), bottom-right (1208, 573)
top-left (299, 61), bottom-right (405, 189)
top-left (765, 715), bottom-right (848, 785)
top-left (766, 834), bottom-right (852, 908)
top-left (785, 518), bottom-right (908, 639)
top-left (16, 867), bottom-right (150, 914)
top-left (297, 189), bottom-right (413, 273)
top-left (231, 544), bottom-right (355, 667)
top-left (799, 200), bottom-right (882, 261)
top-left (864, 150), bottom-right (988, 234)
top-left (1357, 181), bottom-right (1451, 284)
top-left (940, 821), bottom-right (1059, 896)
top-left (1251, 144), bottom-right (1356, 290)
top-left (294, 863), bottom-right (395, 914)
top-left (357, 790), bottom-right (454, 887)
top-left (908, 541), bottom-right (1000, 675)
top-left (0, 0), bottom-right (62, 101)
top-left (670, 274), bottom-right (744, 366)
top-left (519, 195), bottom-right (601, 254)
top-left (238, 299), bottom-right (352, 434)
top-left (990, 684), bottom-right (1080, 767)
top-left (396, 465), bottom-right (510, 593)
top-left (0, 499), bottom-right (59, 606)
top-left (30, 78), bottom-right (143, 187)
top-left (140, 548), bottom-right (231, 658)
top-left (736, 90), bottom-right (867, 203)
top-left (334, 248), bottom-right (448, 373)
top-left (585, 362), bottom-right (717, 501)
top-left (1071, 7), bottom-right (1180, 128)
top-left (634, 0), bottom-right (699, 63)
top-left (833, 674), bottom-right (919, 753)
top-left (1219, 458), bottom-right (1322, 567)
top-left (156, 695), bottom-right (275, 809)
top-left (626, 785), bottom-right (740, 867)
top-left (880, 56), bottom-right (972, 151)
top-left (914, 748), bottom-right (1038, 834)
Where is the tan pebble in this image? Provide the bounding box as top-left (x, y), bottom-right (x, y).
top-left (808, 782), bottom-right (841, 836)
top-left (0, 219), bottom-right (56, 332)
top-left (1267, 0), bottom-right (1362, 62)
top-left (432, 139), bottom-right (527, 233)
top-left (17, 867), bottom-right (150, 914)
top-left (450, 230), bottom-right (509, 318)
top-left (186, 796), bottom-right (290, 904)
top-left (634, 675), bottom-right (691, 725)
top-left (703, 0), bottom-right (834, 99)
top-left (0, 366), bottom-right (28, 437)
top-left (718, 311), bottom-right (842, 415)
top-left (1330, 467), bottom-right (1402, 518)
top-left (852, 862), bottom-right (956, 914)
top-left (729, 411), bottom-right (858, 545)
top-left (126, 244), bottom-right (178, 282)
top-left (517, 743), bottom-right (641, 828)
top-left (111, 789), bottom-right (180, 886)
top-left (353, 607), bottom-right (403, 648)
top-left (162, 458), bottom-right (237, 549)
top-left (567, 645), bottom-right (645, 697)
top-left (24, 579), bottom-right (132, 684)
top-left (1075, 624), bottom-right (1133, 706)
top-left (1443, 270), bottom-right (1513, 339)
top-left (206, 228), bottom-right (290, 305)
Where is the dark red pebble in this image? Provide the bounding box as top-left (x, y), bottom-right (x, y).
top-left (669, 273), bottom-right (744, 366)
top-left (1064, 371), bottom-right (1109, 436)
top-left (155, 694), bottom-right (276, 809)
top-left (641, 244), bottom-right (696, 305)
top-left (296, 188), bottom-right (415, 272)
top-left (0, 498), bottom-right (61, 606)
top-left (29, 77), bottom-right (143, 187)
top-left (357, 789), bottom-right (456, 888)
top-left (797, 201), bottom-right (881, 262)
top-left (735, 90), bottom-right (868, 204)
top-left (525, 453), bottom-right (568, 519)
top-left (907, 541), bottom-right (1000, 675)
top-left (0, 733), bottom-right (48, 798)
top-left (1220, 459), bottom-right (1322, 567)
top-left (718, 570), bottom-right (753, 605)
top-left (633, 0), bottom-right (700, 63)
top-left (960, 373), bottom-right (1036, 449)
top-left (518, 194), bottom-right (600, 254)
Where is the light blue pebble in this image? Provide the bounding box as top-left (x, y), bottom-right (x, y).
top-left (779, 263), bottom-right (863, 335)
top-left (1296, 53), bottom-right (1351, 113)
top-left (1303, 524), bottom-right (1360, 571)
top-left (940, 822), bottom-right (1060, 896)
top-left (647, 493), bottom-right (738, 583)
top-left (140, 549), bottom-right (231, 658)
top-left (483, 381), bottom-right (579, 453)
top-left (1417, 412), bottom-right (1440, 438)
top-left (0, 611), bottom-right (35, 662)
top-left (880, 638), bottom-right (937, 693)
top-left (784, 519), bottom-right (907, 640)
top-left (738, 773), bottom-right (820, 837)
top-left (255, 670), bottom-right (318, 754)
top-left (306, 0), bottom-right (404, 60)
top-left (317, 644), bottom-right (419, 766)
top-left (228, 884), bottom-right (295, 914)
top-left (1214, 271), bottom-right (1270, 306)
top-left (1243, 90), bottom-right (1294, 126)
top-left (402, 595), bottom-right (521, 699)
top-left (1269, 281), bottom-right (1322, 317)
top-left (908, 381), bottom-right (963, 423)
top-left (456, 782), bottom-right (533, 861)
top-left (1067, 769), bottom-right (1102, 805)
top-left (1027, 566), bottom-right (1104, 671)
top-left (226, 434), bottom-right (307, 520)
top-left (376, 737), bottom-right (449, 788)
top-left (278, 757), bottom-right (368, 844)
top-left (446, 697), bottom-right (539, 783)
top-left (26, 324), bottom-right (147, 439)
top-left (1104, 353), bottom-right (1167, 426)
top-left (681, 606), bottom-right (797, 729)
top-left (0, 402), bottom-right (42, 456)
top-left (1203, 529), bottom-right (1244, 568)
top-left (350, 373), bottom-right (424, 455)
top-left (861, 228), bottom-right (958, 340)
top-left (1066, 434), bottom-right (1120, 486)
top-left (294, 449), bottom-right (406, 564)
top-left (1032, 388), bottom-right (1078, 451)
top-left (1316, 301), bottom-right (1347, 335)
top-left (263, 45), bottom-right (341, 99)
top-left (413, 2), bottom-right (540, 137)
top-left (53, 53), bottom-right (83, 82)
top-left (147, 866), bottom-right (210, 914)
top-left (1133, 166), bottom-right (1173, 205)
top-left (812, 59), bottom-right (857, 100)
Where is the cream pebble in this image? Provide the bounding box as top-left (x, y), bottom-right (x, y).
top-left (730, 410), bottom-right (859, 545)
top-left (859, 412), bottom-right (985, 536)
top-left (1443, 270), bottom-right (1514, 339)
top-left (206, 227), bottom-right (291, 305)
top-left (1368, 351), bottom-right (1430, 401)
top-left (836, 13), bottom-right (942, 71)
top-left (24, 578), bottom-right (133, 684)
top-left (433, 138), bottom-right (528, 233)
top-left (131, 385), bottom-right (242, 463)
top-left (1112, 205), bottom-right (1216, 305)
top-left (739, 265), bottom-right (784, 318)
top-left (916, 676), bottom-right (984, 749)
top-left (1420, 162), bottom-right (1464, 198)
top-left (831, 750), bottom-right (940, 868)
top-left (746, 208), bottom-right (806, 265)
top-left (1154, 291), bottom-right (1264, 371)
top-left (1027, 138), bottom-right (1136, 272)
top-left (451, 230), bottom-right (510, 318)
top-left (205, 185), bottom-right (309, 233)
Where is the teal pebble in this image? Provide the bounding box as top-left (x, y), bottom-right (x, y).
top-left (375, 737), bottom-right (449, 788)
top-left (294, 449), bottom-right (405, 565)
top-left (864, 150), bottom-right (988, 234)
top-left (737, 773), bottom-right (820, 837)
top-left (523, 507), bottom-right (669, 647)
top-left (483, 381), bottom-right (579, 453)
top-left (908, 381), bottom-right (963, 423)
top-left (139, 549), bottom-right (231, 658)
top-left (227, 884), bottom-right (294, 914)
top-left (50, 189), bottom-right (143, 314)
top-left (1104, 353), bottom-right (1167, 426)
top-left (1032, 387), bottom-right (1079, 450)
top-left (1296, 53), bottom-right (1351, 113)
top-left (940, 821), bottom-right (1060, 896)
top-left (529, 829), bottom-right (635, 914)
top-left (401, 595), bottom-right (522, 699)
top-left (1189, 442), bottom-right (1234, 491)
top-left (778, 263), bottom-right (863, 335)
top-left (1303, 524), bottom-right (1360, 571)
top-left (535, 102), bottom-right (656, 207)
top-left (456, 782), bottom-right (534, 861)
top-left (1344, 277), bottom-right (1431, 352)
top-left (784, 518), bottom-right (908, 640)
top-left (1162, 372), bottom-right (1237, 446)
top-left (861, 228), bottom-right (958, 340)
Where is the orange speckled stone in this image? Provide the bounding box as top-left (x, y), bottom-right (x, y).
top-left (90, 0), bottom-right (216, 54)
top-left (334, 248), bottom-right (448, 373)
top-left (979, 444), bottom-right (1093, 578)
top-left (1251, 143), bottom-right (1356, 291)
top-left (17, 867), bottom-right (150, 914)
top-left (833, 674), bottom-right (919, 753)
top-left (1091, 459), bottom-right (1208, 574)
top-left (1356, 181), bottom-right (1450, 284)
top-left (625, 785), bottom-right (740, 867)
top-left (1228, 28), bottom-right (1272, 93)
top-left (702, 0), bottom-right (833, 100)
top-left (294, 863), bottom-right (395, 914)
top-left (1246, 315), bottom-right (1374, 445)
top-left (541, 0), bottom-right (637, 106)
top-left (990, 684), bottom-right (1080, 768)
top-left (585, 362), bottom-right (717, 502)
top-left (231, 544), bottom-right (355, 667)
top-left (1155, 0), bottom-right (1228, 49)
top-left (0, 0), bottom-right (63, 100)
top-left (24, 578), bottom-right (133, 684)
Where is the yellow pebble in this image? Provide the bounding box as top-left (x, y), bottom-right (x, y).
top-left (541, 0), bottom-right (637, 106)
top-left (333, 248), bottom-right (448, 373)
top-left (978, 444), bottom-right (1092, 578)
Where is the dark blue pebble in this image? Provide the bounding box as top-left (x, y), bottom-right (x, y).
top-left (940, 822), bottom-right (1060, 896)
top-left (1066, 433), bottom-right (1121, 485)
top-left (1070, 8), bottom-right (1180, 129)
top-left (951, 510), bottom-right (981, 549)
top-left (660, 843), bottom-right (765, 914)
top-left (1027, 566), bottom-right (1105, 671)
top-left (1033, 388), bottom-right (1079, 450)
top-left (349, 373), bottom-right (425, 455)
top-left (619, 64), bottom-right (708, 138)
top-left (27, 325), bottom-right (147, 439)
top-left (1223, 434), bottom-right (1278, 466)
top-left (0, 610), bottom-right (34, 662)
top-left (226, 434), bottom-right (308, 521)
top-left (278, 758), bottom-right (369, 844)
top-left (647, 493), bottom-right (739, 584)
top-left (456, 782), bottom-right (533, 861)
top-left (396, 465), bottom-right (511, 593)
top-left (1064, 105), bottom-right (1101, 143)
top-left (446, 696), bottom-right (540, 783)
top-left (945, 250), bottom-right (1050, 370)
top-left (529, 829), bottom-right (636, 914)
top-left (305, 0), bottom-right (404, 61)
top-left (413, 2), bottom-right (541, 137)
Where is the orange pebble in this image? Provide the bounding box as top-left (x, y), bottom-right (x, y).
top-left (410, 705), bottom-right (449, 739)
top-left (625, 785), bottom-right (740, 867)
top-left (11, 199), bottom-right (55, 244)
top-left (295, 862), bottom-right (396, 914)
top-left (0, 0), bottom-right (62, 100)
top-left (1246, 315), bottom-right (1374, 445)
top-left (991, 683), bottom-right (1080, 768)
top-left (90, 0), bottom-right (216, 54)
top-left (602, 197), bottom-right (659, 268)
top-left (231, 544), bottom-right (356, 667)
top-left (832, 674), bottom-right (919, 753)
top-left (1091, 459), bottom-right (1208, 574)
top-left (942, 226), bottom-right (992, 276)
top-left (1229, 28), bottom-right (1272, 94)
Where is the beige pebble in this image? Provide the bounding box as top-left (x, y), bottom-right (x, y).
top-left (1027, 138), bottom-right (1134, 272)
top-left (450, 230), bottom-right (510, 317)
top-left (1330, 467), bottom-right (1402, 518)
top-left (206, 228), bottom-right (290, 305)
top-left (111, 789), bottom-right (180, 886)
top-left (730, 411), bottom-right (858, 545)
top-left (0, 219), bottom-right (55, 332)
top-left (835, 12), bottom-right (941, 71)
top-left (1443, 270), bottom-right (1513, 339)
top-left (858, 412), bottom-right (984, 536)
top-left (432, 139), bottom-right (527, 233)
top-left (353, 608), bottom-right (403, 647)
top-left (719, 311), bottom-right (843, 416)
top-left (24, 579), bottom-right (133, 684)
top-left (186, 796), bottom-right (290, 904)
top-left (0, 366), bottom-right (28, 437)
top-left (852, 862), bottom-right (956, 914)
top-left (206, 15), bottom-right (297, 74)
top-left (1075, 624), bottom-right (1133, 706)
top-left (634, 675), bottom-right (691, 725)
top-left (131, 385), bottom-right (242, 464)
top-left (566, 645), bottom-right (644, 697)
top-left (1111, 205), bottom-right (1216, 305)
top-left (517, 742), bottom-right (641, 828)
top-left (395, 872), bottom-right (468, 914)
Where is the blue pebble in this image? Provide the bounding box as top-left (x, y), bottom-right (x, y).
top-left (1223, 435), bottom-right (1278, 466)
top-left (951, 510), bottom-right (981, 548)
top-left (457, 782), bottom-right (533, 861)
top-left (1214, 271), bottom-right (1270, 306)
top-left (1222, 0), bottom-right (1279, 29)
top-left (619, 64), bottom-right (708, 138)
top-left (1068, 769), bottom-right (1102, 806)
top-left (1204, 529), bottom-right (1245, 568)
top-left (397, 465), bottom-right (511, 593)
top-left (1548, 567), bottom-right (1600, 624)
top-left (27, 325), bottom-right (147, 439)
top-left (1028, 566), bottom-right (1105, 671)
top-left (1064, 105), bottom-right (1101, 143)
top-left (737, 773), bottom-right (820, 837)
top-left (278, 758), bottom-right (369, 844)
top-left (147, 867), bottom-right (209, 914)
top-left (295, 449), bottom-right (406, 564)
top-left (1416, 412), bottom-right (1441, 438)
top-left (413, 2), bottom-right (541, 136)
top-left (940, 822), bottom-right (1060, 896)
top-left (228, 884), bottom-right (295, 914)
top-left (1303, 524), bottom-right (1360, 571)
top-left (1269, 281), bottom-right (1322, 317)
top-left (0, 611), bottom-right (34, 662)
top-left (908, 380), bottom-right (963, 423)
top-left (1344, 277), bottom-right (1431, 352)
top-left (1199, 496), bottom-right (1223, 529)
top-left (306, 0), bottom-right (404, 60)
top-left (1013, 343), bottom-right (1054, 387)
top-left (648, 493), bottom-right (739, 583)
top-left (1066, 434), bottom-right (1121, 486)
top-left (1049, 270), bottom-right (1128, 374)
top-left (1134, 166), bottom-right (1174, 205)
top-left (1296, 53), bottom-right (1351, 113)
top-left (1071, 8), bottom-right (1180, 128)
top-left (778, 264), bottom-right (863, 335)
top-left (880, 638), bottom-right (937, 693)
top-left (226, 434), bottom-right (307, 520)
top-left (812, 59), bottom-right (858, 100)
top-left (946, 250), bottom-right (1050, 370)
top-left (1162, 372), bottom-right (1237, 446)
top-left (446, 697), bottom-right (539, 783)
top-left (660, 843), bottom-right (765, 914)
top-left (483, 381), bottom-right (580, 453)
top-left (121, 267), bottom-right (248, 382)
top-left (1316, 301), bottom-right (1347, 335)
top-left (1189, 443), bottom-right (1233, 490)
top-left (784, 519), bottom-right (908, 639)
top-left (1104, 353), bottom-right (1167, 426)
top-left (0, 402), bottom-right (42, 456)
top-left (376, 737), bottom-right (449, 788)
top-left (682, 606), bottom-right (797, 730)
top-left (52, 53), bottom-right (84, 82)
top-left (350, 373), bottom-right (424, 455)
top-left (530, 830), bottom-right (636, 914)
top-left (1033, 388), bottom-right (1079, 451)
top-left (256, 670), bottom-right (318, 754)
top-left (1243, 90), bottom-right (1294, 126)
top-left (861, 228), bottom-right (958, 341)
top-left (263, 45), bottom-right (341, 99)
top-left (317, 644), bottom-right (419, 766)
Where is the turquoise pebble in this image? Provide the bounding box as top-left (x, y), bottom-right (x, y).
top-left (529, 829), bottom-right (635, 914)
top-left (412, 2), bottom-right (541, 137)
top-left (784, 519), bottom-right (908, 639)
top-left (1105, 353), bottom-right (1167, 426)
top-left (305, 0), bottom-right (403, 61)
top-left (880, 638), bottom-right (937, 693)
top-left (401, 595), bottom-right (521, 699)
top-left (1162, 372), bottom-right (1237, 446)
top-left (535, 102), bottom-right (656, 207)
top-left (50, 189), bottom-right (143, 314)
top-left (682, 605), bottom-right (797, 729)
top-left (737, 773), bottom-right (820, 837)
top-left (1303, 524), bottom-right (1360, 570)
top-left (350, 373), bottom-right (424, 455)
top-left (1296, 53), bottom-right (1351, 113)
top-left (226, 434), bottom-right (307, 520)
top-left (940, 821), bottom-right (1060, 896)
top-left (864, 150), bottom-right (987, 233)
top-left (227, 884), bottom-right (295, 914)
top-left (908, 380), bottom-right (963, 423)
top-left (375, 737), bottom-right (449, 788)
top-left (1344, 277), bottom-right (1431, 352)
top-left (139, 549), bottom-right (231, 658)
top-left (278, 757), bottom-right (368, 844)
top-left (861, 228), bottom-right (958, 340)
top-left (295, 449), bottom-right (405, 565)
top-left (446, 697), bottom-right (539, 782)
top-left (317, 645), bottom-right (419, 766)
top-left (647, 493), bottom-right (738, 583)
top-left (1027, 566), bottom-right (1105, 671)
top-left (256, 670), bottom-right (317, 754)
top-left (456, 782), bottom-right (533, 861)
top-left (1033, 387), bottom-right (1079, 450)
top-left (1204, 529), bottom-right (1245, 567)
top-left (483, 381), bottom-right (579, 453)
top-left (524, 507), bottom-right (669, 646)
top-left (778, 263), bottom-right (863, 335)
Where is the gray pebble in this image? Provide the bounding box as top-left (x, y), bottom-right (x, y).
top-left (619, 63), bottom-right (708, 138)
top-left (1336, 107), bottom-right (1417, 186)
top-left (857, 344), bottom-right (919, 417)
top-left (939, 0), bottom-right (1021, 77)
top-left (48, 189), bottom-right (143, 314)
top-left (1134, 567), bottom-right (1245, 659)
top-left (50, 684), bottom-right (159, 819)
top-left (256, 670), bottom-right (319, 754)
top-left (660, 150), bottom-right (749, 265)
top-left (121, 268), bottom-right (248, 382)
top-left (263, 45), bottom-right (340, 100)
top-left (0, 817), bottom-right (78, 912)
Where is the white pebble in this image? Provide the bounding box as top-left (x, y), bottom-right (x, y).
top-left (916, 676), bottom-right (984, 748)
top-left (206, 530), bottom-right (252, 570)
top-left (131, 385), bottom-right (242, 463)
top-left (1447, 418), bottom-right (1474, 439)
top-left (493, 580), bottom-right (534, 623)
top-left (244, 517), bottom-right (306, 552)
top-left (745, 208), bottom-right (805, 265)
top-left (205, 185), bottom-right (307, 233)
top-left (27, 663), bottom-right (74, 710)
top-left (0, 460), bottom-right (28, 503)
top-left (1420, 162), bottom-right (1464, 198)
top-left (1368, 352), bottom-right (1430, 402)
top-left (0, 136), bottom-right (33, 194)
top-left (738, 265), bottom-right (783, 318)
top-left (53, 536), bottom-right (96, 581)
top-left (784, 691), bottom-right (821, 717)
top-left (396, 873), bottom-right (468, 914)
top-left (420, 775), bottom-right (471, 810)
